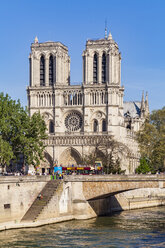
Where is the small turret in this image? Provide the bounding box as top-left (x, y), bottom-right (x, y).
top-left (107, 32), bottom-right (113, 40)
top-left (140, 91), bottom-right (149, 118)
top-left (145, 92), bottom-right (149, 117)
top-left (140, 91), bottom-right (145, 118)
top-left (34, 36), bottom-right (38, 44)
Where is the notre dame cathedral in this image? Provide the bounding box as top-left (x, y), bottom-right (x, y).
top-left (27, 31), bottom-right (149, 174)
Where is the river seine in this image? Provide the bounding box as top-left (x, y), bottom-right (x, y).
top-left (0, 206), bottom-right (165, 248)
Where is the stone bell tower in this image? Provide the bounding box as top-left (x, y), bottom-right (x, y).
top-left (28, 37), bottom-right (71, 118)
top-left (82, 32), bottom-right (124, 136)
top-left (29, 36), bottom-right (70, 88)
top-left (82, 32), bottom-right (121, 86)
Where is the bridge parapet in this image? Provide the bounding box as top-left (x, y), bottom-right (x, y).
top-left (63, 174), bottom-right (165, 182)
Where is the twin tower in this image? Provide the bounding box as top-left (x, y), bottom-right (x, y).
top-left (29, 32), bottom-right (121, 87)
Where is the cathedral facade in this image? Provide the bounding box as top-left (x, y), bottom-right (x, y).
top-left (27, 32), bottom-right (149, 174)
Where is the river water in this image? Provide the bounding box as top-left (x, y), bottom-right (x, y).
top-left (0, 206), bottom-right (165, 248)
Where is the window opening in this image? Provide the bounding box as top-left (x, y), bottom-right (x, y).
top-left (40, 56), bottom-right (45, 86)
top-left (102, 53), bottom-right (106, 83)
top-left (49, 120), bottom-right (54, 133)
top-left (93, 53), bottom-right (98, 83)
top-left (49, 55), bottom-right (53, 86)
top-left (102, 119), bottom-right (107, 132)
top-left (93, 119), bottom-right (98, 132)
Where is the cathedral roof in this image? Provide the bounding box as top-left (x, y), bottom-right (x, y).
top-left (123, 101), bottom-right (141, 118)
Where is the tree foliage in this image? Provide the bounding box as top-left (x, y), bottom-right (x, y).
top-left (0, 136), bottom-right (13, 168)
top-left (137, 107), bottom-right (165, 173)
top-left (0, 93), bottom-right (47, 169)
top-left (135, 157), bottom-right (150, 174)
top-left (83, 139), bottom-right (127, 174)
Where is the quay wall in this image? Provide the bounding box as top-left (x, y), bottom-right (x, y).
top-left (0, 175), bottom-right (165, 231)
top-left (0, 176), bottom-right (49, 223)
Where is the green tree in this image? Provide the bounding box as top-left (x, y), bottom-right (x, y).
top-left (137, 107), bottom-right (165, 173)
top-left (0, 136), bottom-right (13, 172)
top-left (22, 112), bottom-right (47, 167)
top-left (135, 157), bottom-right (150, 174)
top-left (0, 93), bottom-right (47, 169)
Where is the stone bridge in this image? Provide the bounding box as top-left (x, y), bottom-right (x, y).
top-left (62, 174), bottom-right (165, 218)
top-left (64, 174), bottom-right (165, 200)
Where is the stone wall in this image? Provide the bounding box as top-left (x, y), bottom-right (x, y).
top-left (37, 182), bottom-right (72, 220)
top-left (0, 176), bottom-right (49, 223)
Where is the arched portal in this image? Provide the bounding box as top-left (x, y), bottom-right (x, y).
top-left (59, 147), bottom-right (82, 166)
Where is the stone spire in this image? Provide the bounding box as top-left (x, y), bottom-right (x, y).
top-left (105, 20), bottom-right (107, 40)
top-left (34, 36), bottom-right (39, 44)
top-left (145, 92), bottom-right (149, 117)
top-left (140, 91), bottom-right (145, 117)
top-left (105, 27), bottom-right (107, 40)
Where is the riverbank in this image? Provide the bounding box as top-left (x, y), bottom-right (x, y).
top-left (0, 175), bottom-right (165, 232)
top-left (0, 195), bottom-right (165, 232)
top-left (0, 215), bottom-right (75, 232)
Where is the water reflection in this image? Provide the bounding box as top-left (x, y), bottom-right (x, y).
top-left (0, 206), bottom-right (165, 247)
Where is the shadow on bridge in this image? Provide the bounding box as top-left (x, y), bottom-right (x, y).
top-left (87, 189), bottom-right (136, 216)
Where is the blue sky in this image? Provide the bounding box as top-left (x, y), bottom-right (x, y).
top-left (0, 0), bottom-right (164, 111)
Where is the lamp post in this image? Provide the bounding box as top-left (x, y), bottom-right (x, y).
top-left (52, 144), bottom-right (55, 174)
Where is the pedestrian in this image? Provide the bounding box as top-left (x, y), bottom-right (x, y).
top-left (37, 193), bottom-right (43, 200)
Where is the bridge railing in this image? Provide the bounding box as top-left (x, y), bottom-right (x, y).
top-left (63, 174), bottom-right (165, 182)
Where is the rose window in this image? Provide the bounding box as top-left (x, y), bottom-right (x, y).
top-left (65, 112), bottom-right (82, 131)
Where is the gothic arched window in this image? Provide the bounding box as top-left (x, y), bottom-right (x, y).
top-left (49, 120), bottom-right (54, 134)
top-left (102, 53), bottom-right (106, 83)
top-left (49, 55), bottom-right (53, 86)
top-left (93, 119), bottom-right (98, 132)
top-left (102, 119), bottom-right (107, 132)
top-left (93, 53), bottom-right (98, 83)
top-left (40, 55), bottom-right (45, 86)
